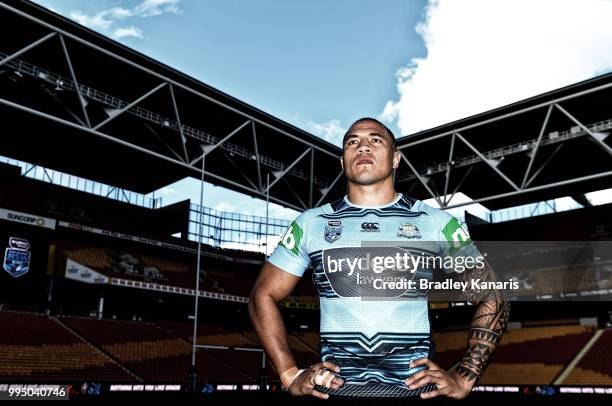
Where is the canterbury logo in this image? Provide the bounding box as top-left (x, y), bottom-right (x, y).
top-left (360, 222), bottom-right (380, 232)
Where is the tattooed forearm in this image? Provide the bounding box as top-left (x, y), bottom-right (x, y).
top-left (455, 263), bottom-right (511, 382)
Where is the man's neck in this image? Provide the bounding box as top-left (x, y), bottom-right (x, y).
top-left (346, 180), bottom-right (398, 207)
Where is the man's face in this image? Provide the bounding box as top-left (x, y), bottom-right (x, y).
top-left (341, 121), bottom-right (400, 186)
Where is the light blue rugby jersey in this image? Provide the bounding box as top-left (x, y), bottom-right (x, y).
top-left (268, 193), bottom-right (480, 397)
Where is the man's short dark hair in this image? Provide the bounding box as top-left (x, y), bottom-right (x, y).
top-left (343, 117), bottom-right (397, 151)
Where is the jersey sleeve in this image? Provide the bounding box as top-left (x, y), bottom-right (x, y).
top-left (267, 212), bottom-right (311, 277)
top-left (434, 210), bottom-right (483, 273)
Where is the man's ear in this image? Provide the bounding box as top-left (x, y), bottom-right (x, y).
top-left (392, 151), bottom-right (400, 169)
top-left (340, 156), bottom-right (344, 170)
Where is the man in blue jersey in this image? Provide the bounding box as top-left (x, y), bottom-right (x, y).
top-left (249, 118), bottom-right (510, 399)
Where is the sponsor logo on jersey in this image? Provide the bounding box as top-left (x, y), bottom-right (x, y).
top-left (321, 247), bottom-right (430, 298)
top-left (324, 221), bottom-right (342, 243)
top-left (3, 237), bottom-right (31, 278)
top-left (280, 221), bottom-right (304, 255)
top-left (442, 217), bottom-right (472, 254)
top-left (360, 222), bottom-right (380, 232)
top-left (397, 223), bottom-right (421, 239)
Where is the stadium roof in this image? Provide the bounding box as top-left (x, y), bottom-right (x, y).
top-left (395, 71), bottom-right (612, 210)
top-left (0, 0), bottom-right (344, 212)
top-left (1, 0), bottom-right (611, 212)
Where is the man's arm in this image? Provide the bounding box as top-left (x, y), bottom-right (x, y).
top-left (455, 261), bottom-right (511, 384)
top-left (248, 262), bottom-right (342, 398)
top-left (407, 261), bottom-right (510, 399)
top-left (248, 261), bottom-right (301, 386)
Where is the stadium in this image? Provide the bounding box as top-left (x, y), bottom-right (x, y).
top-left (0, 0), bottom-right (610, 403)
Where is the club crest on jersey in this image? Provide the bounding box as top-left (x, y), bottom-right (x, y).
top-left (324, 220), bottom-right (342, 243)
top-left (3, 237), bottom-right (31, 278)
top-left (397, 223), bottom-right (421, 239)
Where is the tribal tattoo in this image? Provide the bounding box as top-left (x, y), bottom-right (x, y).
top-left (454, 262), bottom-right (511, 382)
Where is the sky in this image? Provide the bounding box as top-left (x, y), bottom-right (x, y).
top-left (30, 0), bottom-right (612, 221)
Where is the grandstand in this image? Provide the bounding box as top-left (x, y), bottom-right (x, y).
top-left (0, 0), bottom-right (610, 401)
top-left (1, 309), bottom-right (610, 389)
top-left (0, 311), bottom-right (137, 382)
top-left (563, 330), bottom-right (612, 385)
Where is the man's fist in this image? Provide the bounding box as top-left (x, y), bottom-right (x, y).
top-left (282, 361), bottom-right (344, 399)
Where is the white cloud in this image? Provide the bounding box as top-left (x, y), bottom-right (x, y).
top-left (382, 0), bottom-right (612, 136)
top-left (135, 0), bottom-right (182, 17)
top-left (305, 119), bottom-right (346, 147)
top-left (69, 10), bottom-right (113, 30)
top-left (112, 26), bottom-right (144, 39)
top-left (68, 0), bottom-right (182, 40)
top-left (107, 7), bottom-right (133, 19)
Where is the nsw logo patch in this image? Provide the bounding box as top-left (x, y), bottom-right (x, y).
top-left (324, 220), bottom-right (342, 243)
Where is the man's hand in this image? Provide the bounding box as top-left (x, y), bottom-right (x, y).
top-left (405, 358), bottom-right (474, 399)
top-left (282, 361), bottom-right (344, 399)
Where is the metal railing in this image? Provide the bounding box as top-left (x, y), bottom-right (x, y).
top-left (188, 203), bottom-right (290, 253)
top-left (0, 155), bottom-right (160, 208)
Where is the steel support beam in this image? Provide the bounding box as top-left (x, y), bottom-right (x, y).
top-left (0, 96), bottom-right (304, 211)
top-left (144, 122), bottom-right (186, 163)
top-left (521, 105), bottom-right (553, 188)
top-left (2, 50), bottom-right (331, 187)
top-left (309, 149), bottom-right (314, 208)
top-left (0, 2), bottom-right (341, 160)
top-left (316, 170), bottom-right (344, 207)
top-left (442, 133), bottom-right (456, 205)
top-left (251, 122), bottom-right (263, 191)
top-left (58, 34), bottom-right (90, 128)
top-left (455, 132), bottom-right (520, 191)
top-left (445, 166), bottom-right (474, 207)
top-left (93, 82), bottom-right (167, 131)
top-left (398, 81), bottom-right (612, 148)
top-left (283, 177), bottom-right (308, 210)
top-left (444, 169), bottom-right (612, 210)
top-left (555, 103), bottom-right (612, 156)
top-left (39, 83), bottom-right (86, 126)
top-left (224, 152), bottom-right (259, 191)
top-left (265, 148), bottom-right (312, 193)
top-left (525, 143), bottom-right (564, 188)
top-left (0, 32), bottom-right (56, 68)
top-left (190, 120), bottom-right (251, 165)
top-left (169, 83), bottom-right (189, 162)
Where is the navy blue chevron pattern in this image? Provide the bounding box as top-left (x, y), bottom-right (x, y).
top-left (320, 210), bottom-right (428, 219)
top-left (319, 332), bottom-right (434, 388)
top-left (323, 195), bottom-right (423, 218)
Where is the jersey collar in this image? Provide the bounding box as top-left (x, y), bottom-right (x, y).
top-left (343, 193), bottom-right (403, 209)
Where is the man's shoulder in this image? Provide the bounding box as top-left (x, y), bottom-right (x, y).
top-left (290, 202), bottom-right (334, 227)
top-left (412, 199), bottom-right (453, 221)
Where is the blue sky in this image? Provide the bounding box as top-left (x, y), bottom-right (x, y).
top-left (31, 0), bottom-right (612, 221)
top-left (32, 0), bottom-right (428, 220)
top-left (33, 0), bottom-right (427, 140)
